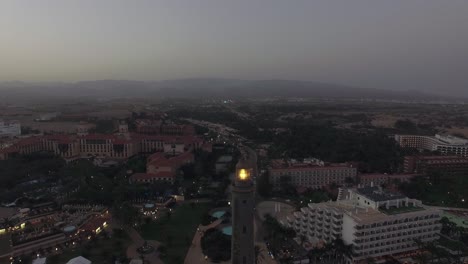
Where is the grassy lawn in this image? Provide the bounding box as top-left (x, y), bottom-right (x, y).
top-left (400, 175), bottom-right (468, 208)
top-left (442, 211), bottom-right (468, 228)
top-left (47, 230), bottom-right (130, 264)
top-left (140, 203), bottom-right (212, 264)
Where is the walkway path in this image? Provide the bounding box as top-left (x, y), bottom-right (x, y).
top-left (184, 219), bottom-right (223, 264)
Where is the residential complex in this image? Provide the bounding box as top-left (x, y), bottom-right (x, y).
top-left (403, 155), bottom-right (468, 176)
top-left (283, 187), bottom-right (441, 263)
top-left (395, 134), bottom-right (468, 157)
top-left (268, 158), bottom-right (358, 189)
top-left (0, 123), bottom-right (211, 161)
top-left (0, 120), bottom-right (21, 137)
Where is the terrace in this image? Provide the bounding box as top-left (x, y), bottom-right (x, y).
top-left (379, 205), bottom-right (424, 215)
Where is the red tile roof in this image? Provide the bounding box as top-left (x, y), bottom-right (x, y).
top-left (147, 151), bottom-right (194, 167)
top-left (43, 134), bottom-right (77, 144)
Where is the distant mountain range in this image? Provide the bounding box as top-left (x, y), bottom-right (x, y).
top-left (0, 79), bottom-right (454, 102)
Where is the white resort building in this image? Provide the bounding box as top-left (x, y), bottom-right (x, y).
top-left (282, 186), bottom-right (442, 263)
top-left (395, 134), bottom-right (468, 157)
top-left (0, 120), bottom-right (21, 137)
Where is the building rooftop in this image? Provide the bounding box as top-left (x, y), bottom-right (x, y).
top-left (356, 186), bottom-right (406, 202)
top-left (435, 134), bottom-right (468, 145)
top-left (379, 205), bottom-right (425, 215)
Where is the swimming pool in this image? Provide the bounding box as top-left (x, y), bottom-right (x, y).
top-left (211, 210), bottom-right (226, 219)
top-left (221, 226), bottom-right (232, 236)
top-left (63, 226), bottom-right (76, 233)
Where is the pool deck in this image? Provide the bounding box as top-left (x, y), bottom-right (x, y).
top-left (219, 224), bottom-right (232, 236)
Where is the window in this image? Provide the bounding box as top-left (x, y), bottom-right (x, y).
top-left (243, 256), bottom-right (247, 264)
top-left (243, 225), bottom-right (246, 233)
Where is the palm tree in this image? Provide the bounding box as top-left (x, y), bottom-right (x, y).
top-left (332, 238), bottom-right (353, 264)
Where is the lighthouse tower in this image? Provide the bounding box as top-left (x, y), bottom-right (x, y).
top-left (231, 158), bottom-right (255, 264)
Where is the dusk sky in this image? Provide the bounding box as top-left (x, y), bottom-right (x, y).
top-left (1, 1), bottom-right (467, 95)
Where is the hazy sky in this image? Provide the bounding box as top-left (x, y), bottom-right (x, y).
top-left (1, 1), bottom-right (467, 95)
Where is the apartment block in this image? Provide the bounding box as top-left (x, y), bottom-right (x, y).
top-left (268, 158), bottom-right (357, 189)
top-left (403, 155), bottom-right (468, 176)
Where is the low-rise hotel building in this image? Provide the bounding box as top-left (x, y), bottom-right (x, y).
top-left (0, 123), bottom-right (210, 161)
top-left (283, 187), bottom-right (441, 263)
top-left (268, 158), bottom-right (357, 189)
top-left (403, 155), bottom-right (468, 176)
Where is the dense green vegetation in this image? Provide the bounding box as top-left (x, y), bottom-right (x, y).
top-left (0, 152), bottom-right (64, 189)
top-left (262, 214), bottom-right (296, 254)
top-left (0, 152), bottom-right (65, 203)
top-left (201, 228), bottom-right (231, 262)
top-left (126, 155), bottom-right (147, 173)
top-left (399, 175), bottom-right (468, 208)
top-left (140, 203), bottom-right (211, 264)
top-left (90, 119), bottom-right (116, 133)
top-left (268, 124), bottom-right (403, 173)
top-left (170, 104), bottom-right (410, 173)
top-left (394, 119), bottom-right (436, 135)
